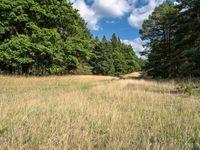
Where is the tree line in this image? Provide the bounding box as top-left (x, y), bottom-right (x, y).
top-left (140, 0), bottom-right (200, 78)
top-left (90, 35), bottom-right (141, 76)
top-left (0, 0), bottom-right (141, 76)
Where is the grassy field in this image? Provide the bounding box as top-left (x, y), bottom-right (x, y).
top-left (0, 75), bottom-right (200, 149)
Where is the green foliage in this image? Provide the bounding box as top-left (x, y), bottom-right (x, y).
top-left (90, 34), bottom-right (141, 76)
top-left (140, 1), bottom-right (179, 78)
top-left (0, 0), bottom-right (141, 75)
top-left (90, 36), bottom-right (115, 75)
top-left (175, 0), bottom-right (200, 77)
top-left (0, 0), bottom-right (92, 75)
top-left (140, 0), bottom-right (200, 78)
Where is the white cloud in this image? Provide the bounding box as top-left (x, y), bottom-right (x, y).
top-left (69, 0), bottom-right (132, 30)
top-left (69, 0), bottom-right (165, 30)
top-left (128, 0), bottom-right (165, 28)
top-left (174, 1), bottom-right (180, 5)
top-left (92, 0), bottom-right (130, 17)
top-left (69, 0), bottom-right (100, 30)
top-left (69, 0), bottom-right (131, 30)
top-left (121, 38), bottom-right (145, 57)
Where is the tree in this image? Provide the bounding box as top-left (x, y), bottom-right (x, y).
top-left (140, 0), bottom-right (200, 78)
top-left (121, 44), bottom-right (141, 73)
top-left (0, 0), bottom-right (92, 75)
top-left (111, 34), bottom-right (127, 75)
top-left (90, 34), bottom-right (141, 76)
top-left (175, 0), bottom-right (200, 77)
top-left (90, 36), bottom-right (115, 75)
top-left (0, 0), bottom-right (142, 76)
top-left (140, 1), bottom-right (179, 78)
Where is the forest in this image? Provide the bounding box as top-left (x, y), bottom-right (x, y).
top-left (140, 0), bottom-right (200, 78)
top-left (0, 0), bottom-right (141, 76)
top-left (0, 0), bottom-right (199, 78)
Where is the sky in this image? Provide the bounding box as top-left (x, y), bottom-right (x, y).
top-left (68, 0), bottom-right (166, 56)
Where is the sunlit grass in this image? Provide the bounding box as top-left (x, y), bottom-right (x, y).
top-left (0, 75), bottom-right (200, 149)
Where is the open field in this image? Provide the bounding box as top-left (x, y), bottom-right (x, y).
top-left (0, 75), bottom-right (200, 149)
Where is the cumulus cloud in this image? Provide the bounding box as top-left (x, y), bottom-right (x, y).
top-left (92, 0), bottom-right (130, 17)
top-left (69, 0), bottom-right (130, 30)
top-left (69, 0), bottom-right (100, 30)
top-left (69, 0), bottom-right (132, 30)
top-left (128, 0), bottom-right (165, 28)
top-left (69, 0), bottom-right (165, 30)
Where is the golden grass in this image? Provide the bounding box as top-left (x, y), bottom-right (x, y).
top-left (0, 75), bottom-right (200, 149)
top-left (122, 72), bottom-right (143, 79)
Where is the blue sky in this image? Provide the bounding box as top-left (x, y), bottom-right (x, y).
top-left (91, 14), bottom-right (140, 40)
top-left (69, 0), bottom-right (166, 55)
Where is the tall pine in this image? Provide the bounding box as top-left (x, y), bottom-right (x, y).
top-left (140, 1), bottom-right (179, 78)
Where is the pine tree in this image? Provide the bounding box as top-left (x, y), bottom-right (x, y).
top-left (140, 1), bottom-right (179, 78)
top-left (175, 0), bottom-right (200, 77)
top-left (90, 36), bottom-right (115, 75)
top-left (0, 0), bottom-right (93, 75)
top-left (90, 34), bottom-right (141, 76)
top-left (111, 34), bottom-right (126, 75)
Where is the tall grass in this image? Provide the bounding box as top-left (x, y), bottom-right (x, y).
top-left (0, 76), bottom-right (200, 149)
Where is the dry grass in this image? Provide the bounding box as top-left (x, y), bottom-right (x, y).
top-left (0, 75), bottom-right (200, 150)
top-left (122, 72), bottom-right (143, 79)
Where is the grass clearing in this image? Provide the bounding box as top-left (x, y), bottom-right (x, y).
top-left (0, 75), bottom-right (200, 149)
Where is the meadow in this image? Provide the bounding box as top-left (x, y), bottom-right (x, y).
top-left (0, 75), bottom-right (200, 149)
